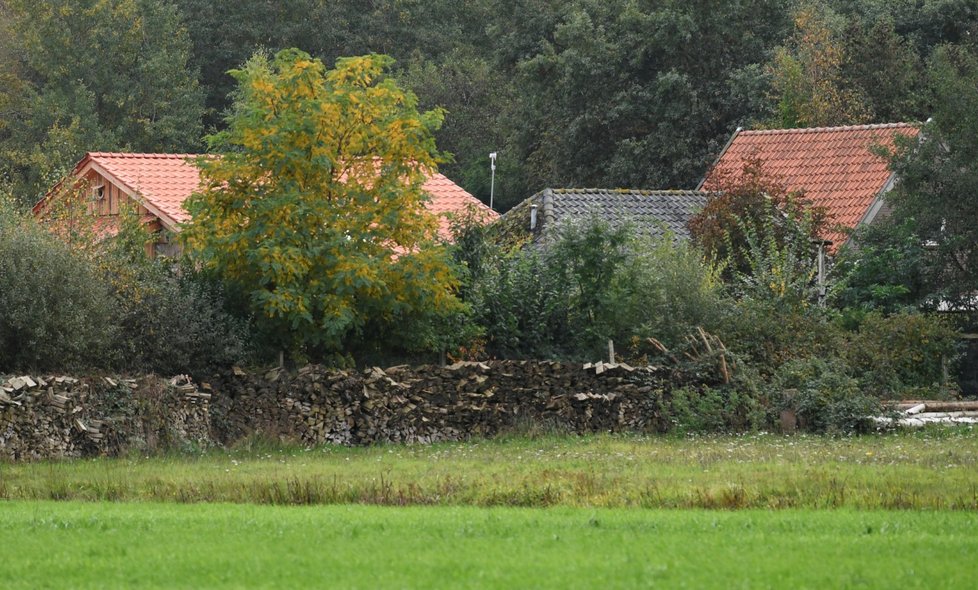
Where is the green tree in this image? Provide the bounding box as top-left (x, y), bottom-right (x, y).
top-left (878, 45), bottom-right (978, 314)
top-left (174, 0), bottom-right (493, 130)
top-left (0, 0), bottom-right (204, 204)
top-left (767, 4), bottom-right (871, 128)
top-left (490, 0), bottom-right (792, 207)
top-left (183, 49), bottom-right (465, 359)
top-left (840, 17), bottom-right (926, 122)
top-left (397, 50), bottom-right (513, 208)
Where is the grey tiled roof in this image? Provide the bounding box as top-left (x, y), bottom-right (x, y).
top-left (498, 188), bottom-right (709, 242)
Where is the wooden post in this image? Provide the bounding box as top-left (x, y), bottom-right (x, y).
top-left (608, 340), bottom-right (615, 364)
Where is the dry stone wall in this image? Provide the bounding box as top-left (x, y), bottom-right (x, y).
top-left (2, 360), bottom-right (680, 461)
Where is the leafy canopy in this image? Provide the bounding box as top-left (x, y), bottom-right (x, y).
top-left (0, 0), bottom-right (204, 205)
top-left (869, 45), bottom-right (978, 315)
top-left (183, 49), bottom-right (463, 357)
top-left (691, 157), bottom-right (829, 278)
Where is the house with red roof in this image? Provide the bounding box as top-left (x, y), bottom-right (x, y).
top-left (33, 152), bottom-right (497, 256)
top-left (698, 123), bottom-right (920, 248)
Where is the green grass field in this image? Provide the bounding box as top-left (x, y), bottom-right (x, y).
top-left (2, 502), bottom-right (976, 589)
top-left (3, 430), bottom-right (978, 588)
top-left (2, 429), bottom-right (977, 508)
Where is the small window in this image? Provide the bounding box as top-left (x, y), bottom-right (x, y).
top-left (92, 184), bottom-right (105, 201)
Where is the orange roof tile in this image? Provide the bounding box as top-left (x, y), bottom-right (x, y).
top-left (52, 152), bottom-right (497, 238)
top-left (701, 123), bottom-right (920, 246)
top-left (422, 171), bottom-right (497, 237)
top-left (88, 152), bottom-right (201, 226)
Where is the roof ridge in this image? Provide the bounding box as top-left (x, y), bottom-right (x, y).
top-left (549, 188), bottom-right (705, 195)
top-left (739, 122), bottom-right (918, 136)
top-left (88, 152), bottom-right (203, 159)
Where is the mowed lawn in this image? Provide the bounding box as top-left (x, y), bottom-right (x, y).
top-left (2, 429), bottom-right (977, 508)
top-left (1, 502), bottom-right (976, 589)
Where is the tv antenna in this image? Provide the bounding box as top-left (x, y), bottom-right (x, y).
top-left (489, 152), bottom-right (497, 211)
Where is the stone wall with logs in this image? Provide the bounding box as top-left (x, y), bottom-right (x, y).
top-left (2, 360), bottom-right (687, 460)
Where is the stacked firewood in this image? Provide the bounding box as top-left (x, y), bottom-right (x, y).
top-left (0, 375), bottom-right (106, 460)
top-left (208, 360), bottom-right (677, 446)
top-left (0, 374), bottom-right (212, 460)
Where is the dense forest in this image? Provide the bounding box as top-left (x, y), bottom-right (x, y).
top-left (1, 0), bottom-right (976, 210)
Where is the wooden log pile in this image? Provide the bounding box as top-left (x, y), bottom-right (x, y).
top-left (877, 400), bottom-right (978, 427)
top-left (4, 358), bottom-right (718, 459)
top-left (0, 374), bottom-right (213, 461)
top-left (208, 360), bottom-right (677, 446)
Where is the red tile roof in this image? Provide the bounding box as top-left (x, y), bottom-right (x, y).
top-left (422, 171), bottom-right (498, 237)
top-left (88, 152), bottom-right (201, 226)
top-left (48, 152), bottom-right (497, 238)
top-left (701, 123), bottom-right (920, 245)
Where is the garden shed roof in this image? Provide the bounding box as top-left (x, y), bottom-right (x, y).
top-left (499, 188), bottom-right (709, 242)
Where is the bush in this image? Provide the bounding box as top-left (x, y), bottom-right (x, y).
top-left (465, 216), bottom-right (729, 360)
top-left (614, 236), bottom-right (729, 350)
top-left (774, 357), bottom-right (881, 434)
top-left (843, 311), bottom-right (959, 398)
top-left (0, 198), bottom-right (117, 371)
top-left (108, 264), bottom-right (251, 377)
top-left (468, 244), bottom-right (571, 359)
top-left (718, 298), bottom-right (843, 375)
top-left (668, 384), bottom-right (764, 433)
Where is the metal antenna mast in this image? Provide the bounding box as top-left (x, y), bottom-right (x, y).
top-left (489, 152), bottom-right (497, 211)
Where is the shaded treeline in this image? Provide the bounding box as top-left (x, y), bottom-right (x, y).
top-left (1, 0), bottom-right (976, 209)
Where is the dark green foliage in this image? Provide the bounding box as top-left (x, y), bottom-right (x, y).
top-left (0, 0), bottom-right (205, 204)
top-left (396, 51), bottom-right (513, 207)
top-left (108, 264), bottom-right (251, 378)
top-left (467, 244), bottom-right (570, 359)
top-left (465, 216), bottom-right (727, 360)
top-left (775, 357), bottom-right (881, 434)
top-left (0, 199), bottom-right (115, 371)
top-left (841, 17), bottom-right (927, 122)
top-left (880, 47), bottom-right (978, 314)
top-left (832, 220), bottom-right (928, 313)
top-left (493, 0), bottom-right (792, 204)
top-left (836, 44), bottom-right (978, 321)
top-left (0, 196), bottom-right (248, 375)
top-left (718, 297), bottom-right (841, 375)
top-left (843, 311), bottom-right (959, 398)
top-left (174, 0), bottom-right (493, 129)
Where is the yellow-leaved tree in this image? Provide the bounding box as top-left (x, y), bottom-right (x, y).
top-left (183, 49), bottom-right (466, 360)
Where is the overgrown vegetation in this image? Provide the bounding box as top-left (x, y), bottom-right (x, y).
top-left (1, 0), bottom-right (975, 433)
top-left (1, 0), bottom-right (976, 209)
top-left (0, 196), bottom-right (115, 370)
top-left (0, 192), bottom-right (247, 376)
top-left (3, 432), bottom-right (978, 509)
